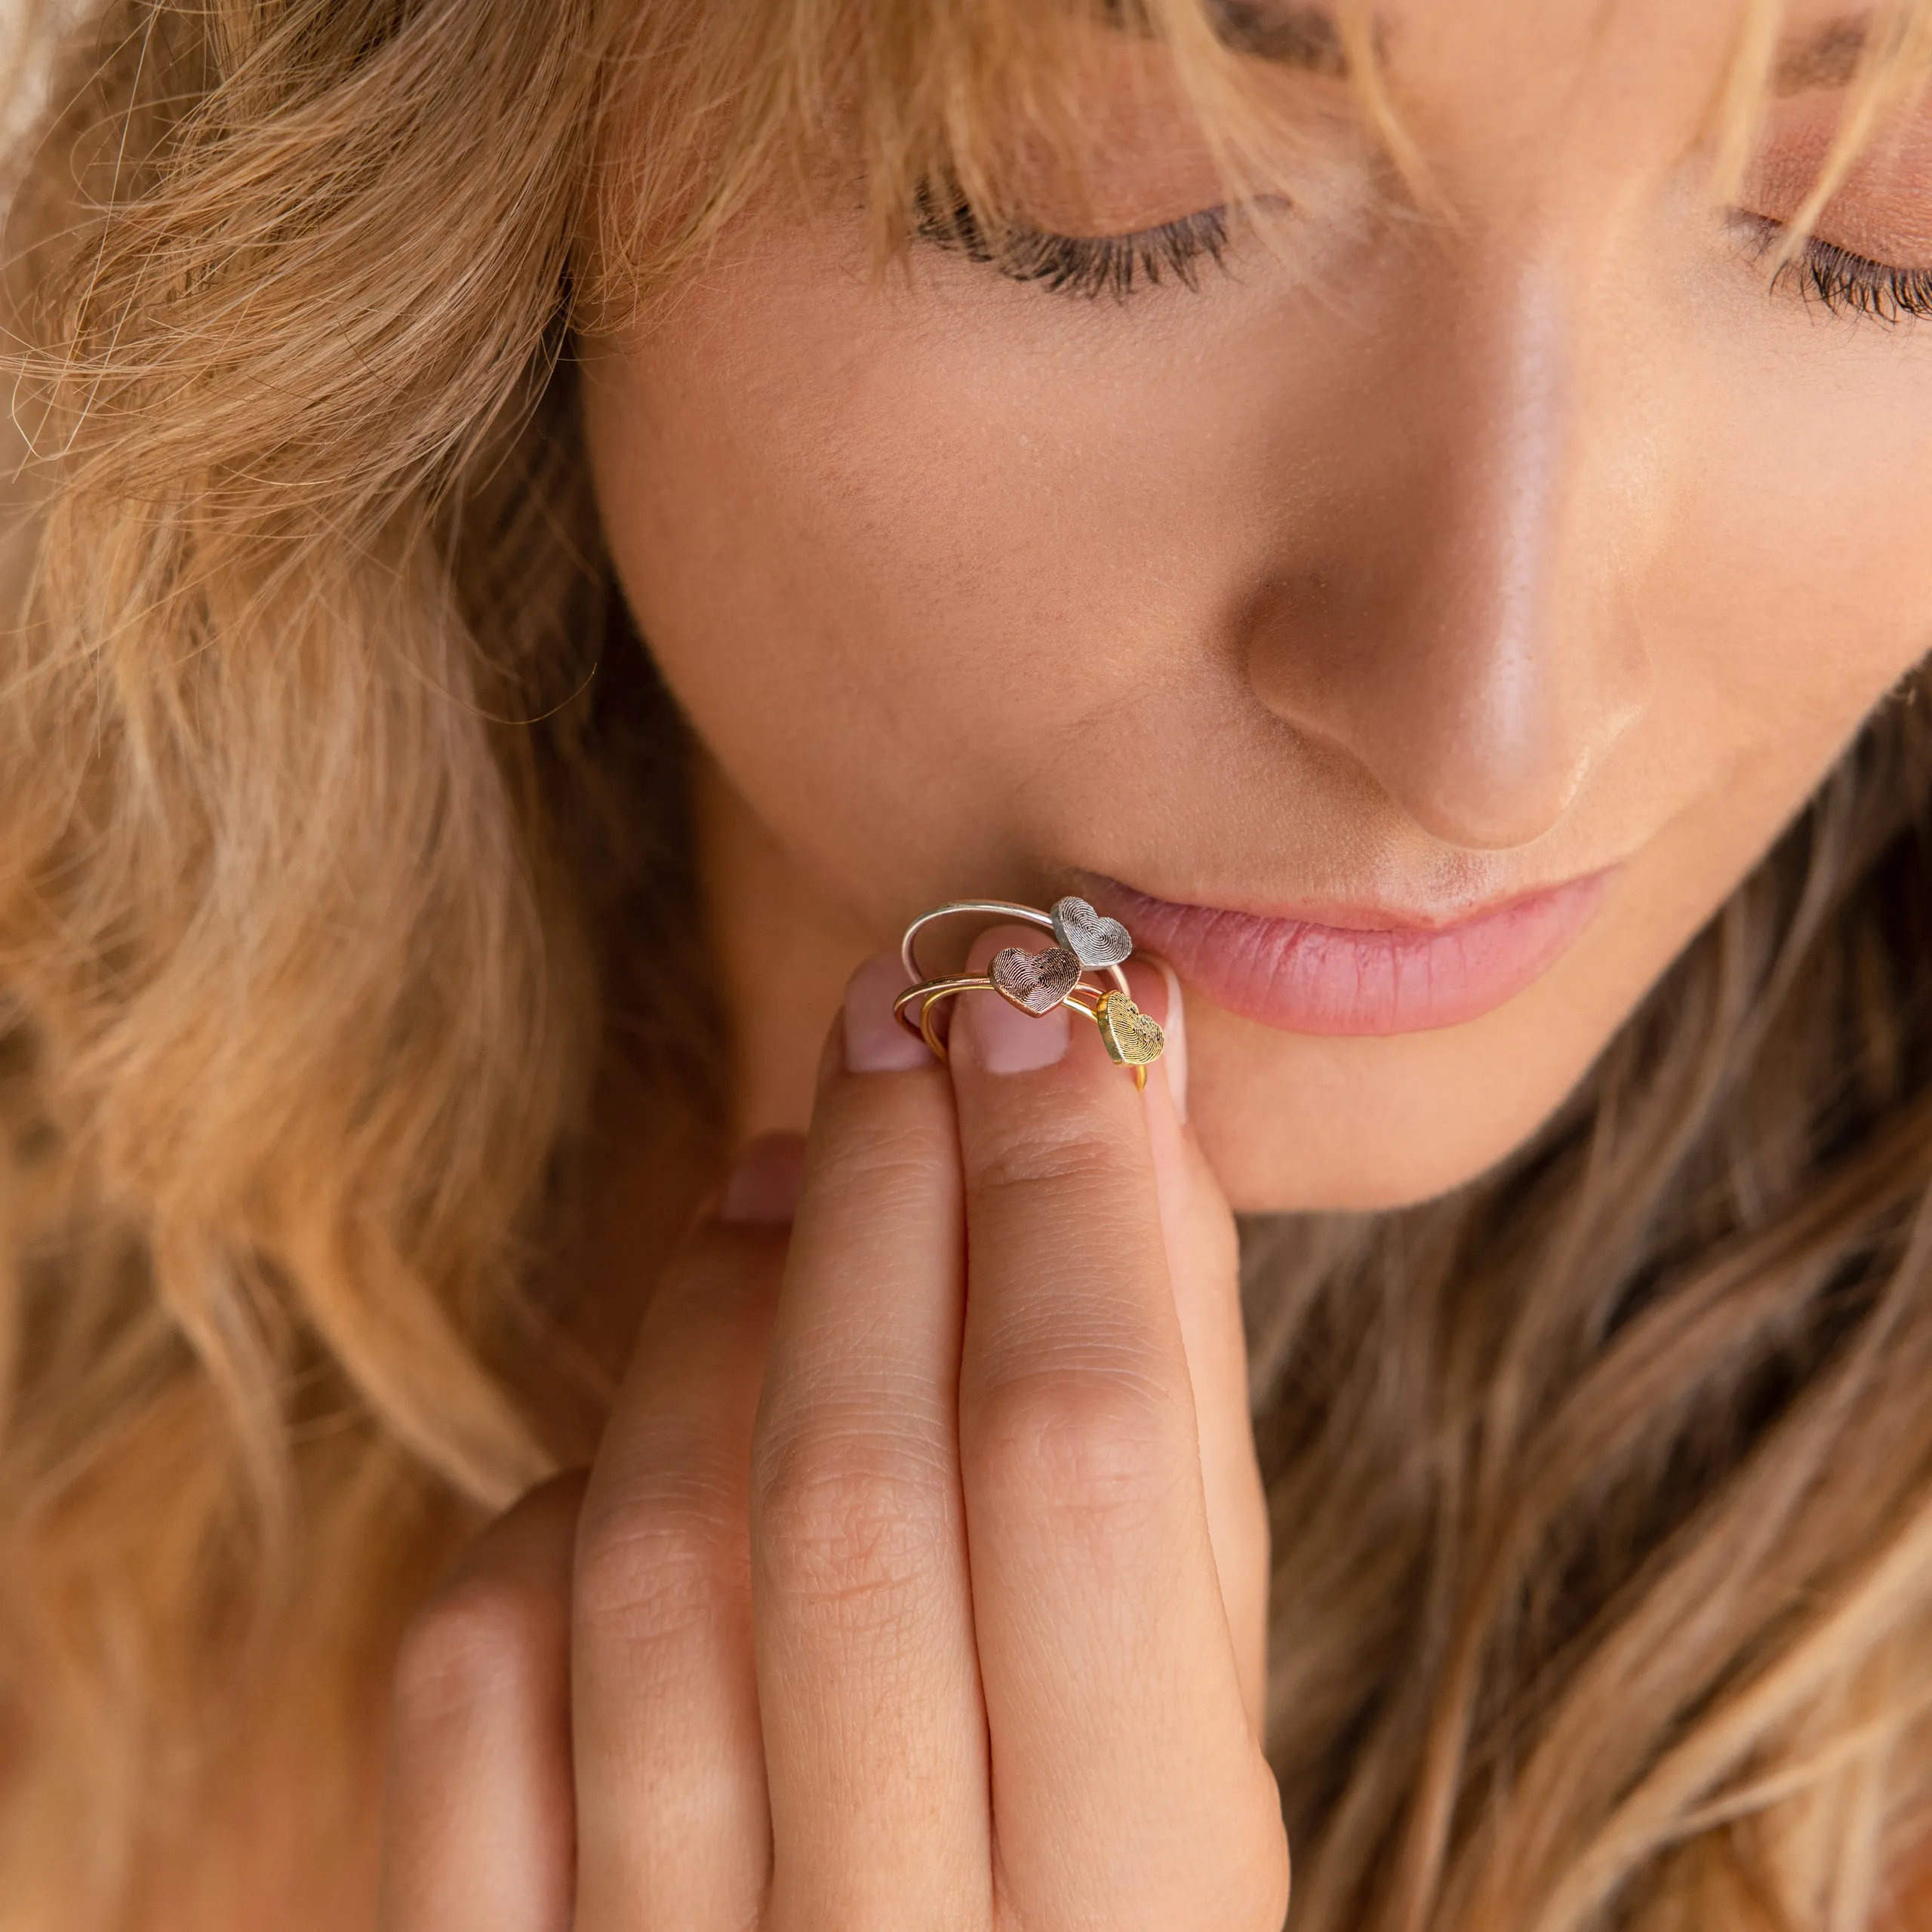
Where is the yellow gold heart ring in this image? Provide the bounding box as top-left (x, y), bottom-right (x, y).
top-left (893, 896), bottom-right (1165, 1088)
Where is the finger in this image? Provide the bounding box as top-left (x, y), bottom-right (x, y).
top-left (748, 955), bottom-right (991, 1929)
top-left (377, 1472), bottom-right (584, 1932)
top-left (1134, 955), bottom-right (1270, 1735)
top-left (948, 954), bottom-right (1291, 1932)
top-left (570, 1137), bottom-right (797, 1932)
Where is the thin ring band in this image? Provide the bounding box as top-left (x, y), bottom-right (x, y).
top-left (898, 899), bottom-right (1131, 1003)
top-left (891, 977), bottom-right (1144, 1088)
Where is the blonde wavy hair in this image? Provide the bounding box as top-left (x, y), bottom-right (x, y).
top-left (5, 1), bottom-right (1932, 1927)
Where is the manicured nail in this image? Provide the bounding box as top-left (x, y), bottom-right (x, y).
top-left (956, 979), bottom-right (1070, 1073)
top-left (842, 953), bottom-right (933, 1072)
top-left (718, 1134), bottom-right (807, 1225)
top-left (1157, 958), bottom-right (1189, 1121)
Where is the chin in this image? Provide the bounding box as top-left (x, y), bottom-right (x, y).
top-left (1184, 1012), bottom-right (1598, 1216)
top-left (1202, 1121), bottom-right (1537, 1216)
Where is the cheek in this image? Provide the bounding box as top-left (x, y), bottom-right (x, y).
top-left (1650, 314), bottom-right (1932, 816)
top-left (582, 254), bottom-right (1060, 920)
top-left (580, 227), bottom-right (1247, 926)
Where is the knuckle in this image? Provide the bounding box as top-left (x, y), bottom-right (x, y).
top-left (752, 1427), bottom-right (951, 1635)
top-left (1255, 1829), bottom-right (1294, 1932)
top-left (1210, 1779), bottom-right (1294, 1932)
top-left (969, 1365), bottom-right (1191, 1533)
top-left (968, 1116), bottom-right (1121, 1207)
top-left (1140, 1773), bottom-right (1292, 1932)
top-left (573, 1481), bottom-right (741, 1654)
top-left (390, 1569), bottom-right (558, 1734)
top-left (811, 1109), bottom-right (954, 1211)
top-left (1224, 1810), bottom-right (1293, 1932)
top-left (646, 1247), bottom-right (763, 1334)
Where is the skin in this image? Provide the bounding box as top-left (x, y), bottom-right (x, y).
top-left (371, 1), bottom-right (1932, 1925)
top-left (380, 962), bottom-right (1281, 1930)
top-left (586, 0), bottom-right (1932, 1212)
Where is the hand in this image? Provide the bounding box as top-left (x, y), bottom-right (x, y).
top-left (375, 937), bottom-right (1287, 1931)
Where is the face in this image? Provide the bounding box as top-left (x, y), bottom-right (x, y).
top-left (581, 0), bottom-right (1932, 1212)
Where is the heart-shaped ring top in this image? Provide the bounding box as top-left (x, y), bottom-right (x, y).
top-left (1095, 989), bottom-right (1164, 1066)
top-left (1051, 894), bottom-right (1133, 971)
top-left (989, 944), bottom-right (1081, 1015)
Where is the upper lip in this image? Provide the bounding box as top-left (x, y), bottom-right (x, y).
top-left (1079, 870), bottom-right (1609, 934)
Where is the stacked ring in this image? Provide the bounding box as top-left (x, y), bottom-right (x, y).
top-left (894, 895), bottom-right (1166, 1088)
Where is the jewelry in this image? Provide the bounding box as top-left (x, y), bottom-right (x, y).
top-left (894, 895), bottom-right (1165, 1088)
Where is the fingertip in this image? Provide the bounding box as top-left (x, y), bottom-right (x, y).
top-left (841, 952), bottom-right (934, 1074)
top-left (718, 1132), bottom-right (808, 1226)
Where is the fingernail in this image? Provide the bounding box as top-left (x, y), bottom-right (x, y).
top-left (842, 954), bottom-right (932, 1072)
top-left (1157, 958), bottom-right (1189, 1121)
top-left (956, 982), bottom-right (1070, 1074)
top-left (718, 1133), bottom-right (807, 1225)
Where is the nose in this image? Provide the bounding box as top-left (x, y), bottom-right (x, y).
top-left (1243, 268), bottom-right (1649, 852)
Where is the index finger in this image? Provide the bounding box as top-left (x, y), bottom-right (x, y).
top-left (946, 963), bottom-right (1288, 1932)
top-left (746, 957), bottom-right (990, 1929)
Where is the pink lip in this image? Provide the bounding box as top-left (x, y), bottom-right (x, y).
top-left (1091, 872), bottom-right (1615, 1037)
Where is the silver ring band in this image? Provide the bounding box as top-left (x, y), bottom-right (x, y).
top-left (898, 899), bottom-right (1131, 1001)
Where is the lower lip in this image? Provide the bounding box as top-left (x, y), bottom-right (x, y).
top-left (1095, 872), bottom-right (1614, 1038)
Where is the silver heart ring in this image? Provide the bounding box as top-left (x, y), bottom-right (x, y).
top-left (892, 896), bottom-right (1165, 1087)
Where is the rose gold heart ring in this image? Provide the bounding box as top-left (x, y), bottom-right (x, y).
top-left (893, 896), bottom-right (1165, 1088)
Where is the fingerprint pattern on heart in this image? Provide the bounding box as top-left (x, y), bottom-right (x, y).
top-left (1096, 990), bottom-right (1165, 1066)
top-left (1050, 895), bottom-right (1133, 970)
top-left (990, 944), bottom-right (1081, 1014)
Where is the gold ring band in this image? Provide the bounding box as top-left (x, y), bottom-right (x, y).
top-left (891, 978), bottom-right (1147, 1088)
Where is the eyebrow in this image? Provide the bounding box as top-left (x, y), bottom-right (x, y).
top-left (1211, 4), bottom-right (1878, 95)
top-left (1774, 16), bottom-right (1870, 93)
top-left (1208, 5), bottom-right (1886, 107)
top-left (1209, 2), bottom-right (1350, 75)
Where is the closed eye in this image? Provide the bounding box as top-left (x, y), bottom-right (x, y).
top-left (1734, 210), bottom-right (1932, 325)
top-left (915, 189), bottom-right (1235, 300)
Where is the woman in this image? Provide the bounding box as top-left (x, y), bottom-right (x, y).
top-left (5, 0), bottom-right (1932, 1924)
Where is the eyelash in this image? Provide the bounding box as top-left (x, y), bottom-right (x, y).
top-left (915, 193), bottom-right (1232, 300)
top-left (1734, 211), bottom-right (1932, 325)
top-left (921, 194), bottom-right (1932, 326)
